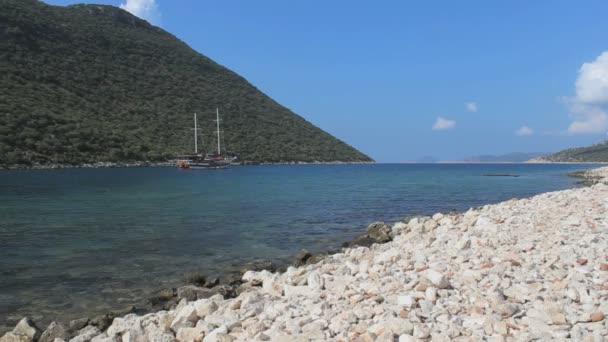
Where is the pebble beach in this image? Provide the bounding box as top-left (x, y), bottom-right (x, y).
top-left (2, 167), bottom-right (608, 342)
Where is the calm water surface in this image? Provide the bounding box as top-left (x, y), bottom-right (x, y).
top-left (0, 163), bottom-right (598, 330)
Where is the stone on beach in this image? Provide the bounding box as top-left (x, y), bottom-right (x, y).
top-left (0, 318), bottom-right (41, 342)
top-left (39, 322), bottom-right (68, 342)
top-left (422, 269), bottom-right (450, 289)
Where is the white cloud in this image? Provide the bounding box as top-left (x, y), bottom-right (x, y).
top-left (119, 0), bottom-right (161, 25)
top-left (432, 117), bottom-right (456, 131)
top-left (567, 103), bottom-right (608, 134)
top-left (565, 51), bottom-right (608, 134)
top-left (515, 126), bottom-right (533, 136)
top-left (575, 52), bottom-right (608, 104)
top-left (466, 102), bottom-right (477, 112)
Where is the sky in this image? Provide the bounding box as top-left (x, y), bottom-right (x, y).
top-left (43, 0), bottom-right (608, 162)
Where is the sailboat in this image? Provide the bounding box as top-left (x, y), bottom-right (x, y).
top-left (177, 108), bottom-right (232, 170)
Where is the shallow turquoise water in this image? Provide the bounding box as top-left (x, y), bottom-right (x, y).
top-left (0, 163), bottom-right (598, 329)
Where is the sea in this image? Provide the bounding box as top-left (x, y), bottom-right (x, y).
top-left (0, 163), bottom-right (599, 331)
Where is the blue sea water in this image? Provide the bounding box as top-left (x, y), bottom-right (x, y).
top-left (0, 163), bottom-right (599, 329)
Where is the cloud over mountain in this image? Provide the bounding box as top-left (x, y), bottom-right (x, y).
top-left (119, 0), bottom-right (161, 25)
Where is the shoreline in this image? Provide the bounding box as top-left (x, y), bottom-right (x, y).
top-left (1, 160), bottom-right (604, 171)
top-left (0, 160), bottom-right (375, 171)
top-left (2, 167), bottom-right (607, 341)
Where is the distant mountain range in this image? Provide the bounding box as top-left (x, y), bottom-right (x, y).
top-left (0, 0), bottom-right (372, 166)
top-left (461, 152), bottom-right (549, 163)
top-left (532, 141), bottom-right (608, 162)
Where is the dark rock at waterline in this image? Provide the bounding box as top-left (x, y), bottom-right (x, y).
top-left (293, 249), bottom-right (313, 267)
top-left (148, 288), bottom-right (177, 306)
top-left (343, 235), bottom-right (377, 248)
top-left (205, 277), bottom-right (220, 288)
top-left (177, 284), bottom-right (239, 302)
top-left (68, 318), bottom-right (89, 333)
top-left (343, 221), bottom-right (393, 248)
top-left (212, 285), bottom-right (237, 299)
top-left (367, 221), bottom-right (392, 243)
top-left (222, 272), bottom-right (244, 286)
top-left (183, 273), bottom-right (208, 287)
top-left (90, 313), bottom-right (114, 332)
top-left (306, 252), bottom-right (331, 265)
top-left (111, 305), bottom-right (136, 317)
top-left (39, 321), bottom-right (69, 342)
top-left (160, 298), bottom-right (180, 311)
top-left (177, 285), bottom-right (216, 301)
top-left (240, 260), bottom-right (276, 273)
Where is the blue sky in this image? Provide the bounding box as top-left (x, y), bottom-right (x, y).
top-left (44, 0), bottom-right (608, 162)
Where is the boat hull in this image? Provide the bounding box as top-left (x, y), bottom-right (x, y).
top-left (177, 159), bottom-right (231, 170)
top-left (188, 163), bottom-right (229, 169)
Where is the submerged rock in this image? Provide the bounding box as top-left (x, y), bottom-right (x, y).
top-left (148, 288), bottom-right (177, 306)
top-left (293, 249), bottom-right (312, 267)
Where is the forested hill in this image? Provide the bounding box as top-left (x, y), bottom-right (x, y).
top-left (533, 141), bottom-right (608, 162)
top-left (0, 0), bottom-right (372, 166)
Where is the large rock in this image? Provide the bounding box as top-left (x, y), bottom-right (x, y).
top-left (11, 318), bottom-right (41, 342)
top-left (39, 322), bottom-right (69, 342)
top-left (307, 271), bottom-right (324, 290)
top-left (367, 222), bottom-right (392, 243)
top-left (105, 314), bottom-right (139, 337)
top-left (194, 299), bottom-right (219, 318)
top-left (68, 319), bottom-right (89, 334)
top-left (170, 304), bottom-right (198, 331)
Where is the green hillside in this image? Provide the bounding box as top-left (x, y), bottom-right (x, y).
top-left (0, 0), bottom-right (372, 166)
top-left (537, 140), bottom-right (608, 162)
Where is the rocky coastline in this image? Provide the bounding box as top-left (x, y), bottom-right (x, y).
top-left (0, 161), bottom-right (175, 171)
top-left (0, 160), bottom-right (374, 170)
top-left (2, 167), bottom-right (608, 341)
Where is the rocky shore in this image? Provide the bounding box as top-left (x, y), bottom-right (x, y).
top-left (0, 160), bottom-right (374, 170)
top-left (0, 161), bottom-right (174, 171)
top-left (3, 168), bottom-right (608, 341)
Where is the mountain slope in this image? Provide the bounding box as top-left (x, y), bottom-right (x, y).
top-left (0, 0), bottom-right (372, 165)
top-left (535, 141), bottom-right (608, 162)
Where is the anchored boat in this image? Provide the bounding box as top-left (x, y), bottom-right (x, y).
top-left (177, 109), bottom-right (233, 170)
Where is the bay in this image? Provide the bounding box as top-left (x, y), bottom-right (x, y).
top-left (0, 163), bottom-right (598, 330)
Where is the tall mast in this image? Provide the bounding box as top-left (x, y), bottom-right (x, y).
top-left (193, 112), bottom-right (198, 154)
top-left (216, 108), bottom-right (221, 155)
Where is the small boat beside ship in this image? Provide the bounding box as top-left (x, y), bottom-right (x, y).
top-left (177, 108), bottom-right (235, 170)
